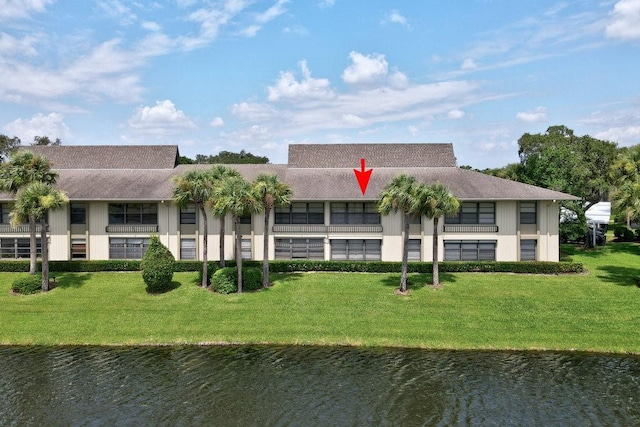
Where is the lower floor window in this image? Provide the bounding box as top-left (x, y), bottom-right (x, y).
top-left (275, 238), bottom-right (324, 260)
top-left (331, 239), bottom-right (381, 261)
top-left (520, 239), bottom-right (537, 261)
top-left (408, 239), bottom-right (421, 261)
top-left (109, 238), bottom-right (150, 259)
top-left (444, 240), bottom-right (496, 261)
top-left (241, 238), bottom-right (252, 260)
top-left (1, 238), bottom-right (41, 259)
top-left (180, 238), bottom-right (196, 260)
top-left (71, 239), bottom-right (86, 259)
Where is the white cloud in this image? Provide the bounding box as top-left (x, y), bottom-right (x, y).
top-left (268, 60), bottom-right (335, 102)
top-left (282, 25), bottom-right (309, 36)
top-left (447, 109), bottom-right (465, 119)
top-left (342, 52), bottom-right (389, 85)
top-left (210, 117), bottom-right (225, 127)
top-left (605, 0), bottom-right (640, 40)
top-left (142, 21), bottom-right (162, 32)
top-left (128, 100), bottom-right (196, 135)
top-left (231, 102), bottom-right (278, 122)
top-left (384, 10), bottom-right (409, 27)
top-left (239, 0), bottom-right (289, 37)
top-left (408, 125), bottom-right (419, 136)
top-left (318, 0), bottom-right (335, 8)
top-left (0, 32), bottom-right (39, 56)
top-left (461, 58), bottom-right (478, 71)
top-left (516, 107), bottom-right (548, 123)
top-left (595, 125), bottom-right (640, 143)
top-left (97, 0), bottom-right (137, 25)
top-left (180, 1), bottom-right (252, 50)
top-left (388, 70), bottom-right (409, 89)
top-left (0, 0), bottom-right (53, 21)
top-left (3, 112), bottom-right (70, 143)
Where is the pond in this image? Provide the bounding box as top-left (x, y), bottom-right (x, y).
top-left (0, 346), bottom-right (638, 426)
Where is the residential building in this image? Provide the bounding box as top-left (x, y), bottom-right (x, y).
top-left (0, 144), bottom-right (578, 263)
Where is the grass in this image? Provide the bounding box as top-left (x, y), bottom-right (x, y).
top-left (1, 242), bottom-right (639, 353)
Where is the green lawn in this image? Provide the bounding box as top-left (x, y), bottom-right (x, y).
top-left (1, 242), bottom-right (639, 353)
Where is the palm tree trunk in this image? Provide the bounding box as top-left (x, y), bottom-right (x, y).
top-left (29, 214), bottom-right (37, 275)
top-left (433, 216), bottom-right (440, 287)
top-left (40, 219), bottom-right (49, 292)
top-left (400, 213), bottom-right (409, 292)
top-left (235, 218), bottom-right (243, 293)
top-left (627, 212), bottom-right (632, 229)
top-left (200, 206), bottom-right (208, 287)
top-left (220, 216), bottom-right (226, 268)
top-left (263, 206), bottom-right (270, 288)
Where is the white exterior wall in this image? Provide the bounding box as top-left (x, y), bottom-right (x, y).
top-left (89, 202), bottom-right (109, 260)
top-left (48, 206), bottom-right (69, 261)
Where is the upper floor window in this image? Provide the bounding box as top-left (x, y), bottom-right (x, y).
top-left (330, 202), bottom-right (380, 224)
top-left (446, 202), bottom-right (495, 224)
top-left (275, 202), bottom-right (324, 224)
top-left (239, 214), bottom-right (252, 224)
top-left (70, 203), bottom-right (86, 225)
top-left (0, 203), bottom-right (11, 224)
top-left (108, 203), bottom-right (157, 225)
top-left (180, 204), bottom-right (196, 225)
top-left (520, 202), bottom-right (537, 224)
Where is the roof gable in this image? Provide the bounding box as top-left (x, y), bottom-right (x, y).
top-left (21, 145), bottom-right (180, 169)
top-left (288, 143), bottom-right (457, 168)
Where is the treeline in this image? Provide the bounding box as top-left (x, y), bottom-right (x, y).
top-left (180, 150), bottom-right (269, 164)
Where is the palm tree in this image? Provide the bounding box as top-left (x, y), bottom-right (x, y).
top-left (0, 151), bottom-right (57, 275)
top-left (610, 146), bottom-right (640, 227)
top-left (172, 169), bottom-right (215, 287)
top-left (209, 166), bottom-right (242, 268)
top-left (210, 176), bottom-right (261, 293)
top-left (252, 173), bottom-right (293, 288)
top-left (612, 182), bottom-right (640, 229)
top-left (420, 183), bottom-right (459, 287)
top-left (11, 182), bottom-right (68, 291)
top-left (378, 174), bottom-right (422, 293)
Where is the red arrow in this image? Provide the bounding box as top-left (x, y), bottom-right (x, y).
top-left (353, 158), bottom-right (373, 195)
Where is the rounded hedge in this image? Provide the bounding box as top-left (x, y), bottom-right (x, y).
top-left (211, 267), bottom-right (263, 294)
top-left (12, 274), bottom-right (42, 295)
top-left (141, 236), bottom-right (175, 293)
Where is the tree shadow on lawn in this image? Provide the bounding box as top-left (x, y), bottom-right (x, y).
top-left (147, 281), bottom-right (182, 294)
top-left (596, 265), bottom-right (640, 287)
top-left (561, 242), bottom-right (640, 260)
top-left (270, 273), bottom-right (305, 286)
top-left (54, 273), bottom-right (93, 289)
top-left (381, 273), bottom-right (457, 290)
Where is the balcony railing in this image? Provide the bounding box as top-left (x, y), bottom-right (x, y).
top-left (273, 224), bottom-right (384, 234)
top-left (0, 224), bottom-right (48, 233)
top-left (443, 224), bottom-right (499, 233)
top-left (106, 224), bottom-right (159, 233)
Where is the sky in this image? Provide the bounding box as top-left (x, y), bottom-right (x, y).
top-left (1, 0), bottom-right (639, 168)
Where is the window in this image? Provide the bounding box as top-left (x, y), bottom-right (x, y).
top-left (331, 239), bottom-right (381, 261)
top-left (446, 202), bottom-right (495, 224)
top-left (520, 202), bottom-right (537, 224)
top-left (275, 238), bottom-right (324, 260)
top-left (71, 239), bottom-right (86, 259)
top-left (330, 203), bottom-right (380, 224)
top-left (0, 203), bottom-right (11, 224)
top-left (180, 238), bottom-right (196, 260)
top-left (241, 238), bottom-right (252, 259)
top-left (70, 203), bottom-right (86, 225)
top-left (239, 215), bottom-right (252, 224)
top-left (409, 215), bottom-right (422, 225)
top-left (108, 204), bottom-right (157, 225)
top-left (1, 238), bottom-right (41, 259)
top-left (180, 204), bottom-right (196, 225)
top-left (109, 238), bottom-right (150, 259)
top-left (444, 240), bottom-right (496, 261)
top-left (408, 239), bottom-right (421, 261)
top-left (275, 203), bottom-right (324, 224)
top-left (520, 239), bottom-right (537, 261)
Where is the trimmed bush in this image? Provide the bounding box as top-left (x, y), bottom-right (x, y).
top-left (12, 274), bottom-right (42, 295)
top-left (141, 236), bottom-right (175, 293)
top-left (211, 267), bottom-right (263, 294)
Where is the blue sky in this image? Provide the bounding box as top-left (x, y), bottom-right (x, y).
top-left (1, 0), bottom-right (639, 168)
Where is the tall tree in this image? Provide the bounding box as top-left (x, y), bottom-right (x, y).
top-left (419, 183), bottom-right (460, 288)
top-left (194, 150), bottom-right (269, 164)
top-left (0, 134), bottom-right (20, 162)
top-left (172, 169), bottom-right (215, 287)
top-left (253, 173), bottom-right (292, 288)
top-left (517, 125), bottom-right (618, 240)
top-left (210, 176), bottom-right (261, 293)
top-left (610, 145), bottom-right (640, 227)
top-left (0, 151), bottom-right (58, 275)
top-left (378, 174), bottom-right (423, 293)
top-left (209, 166), bottom-right (242, 268)
top-left (32, 136), bottom-right (61, 146)
top-left (11, 182), bottom-right (68, 291)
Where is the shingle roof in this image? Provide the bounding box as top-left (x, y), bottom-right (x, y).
top-left (288, 143), bottom-right (457, 168)
top-left (21, 145), bottom-right (180, 169)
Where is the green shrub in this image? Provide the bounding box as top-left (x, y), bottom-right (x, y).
top-left (211, 267), bottom-right (263, 294)
top-left (12, 274), bottom-right (42, 295)
top-left (613, 225), bottom-right (636, 242)
top-left (141, 236), bottom-right (176, 293)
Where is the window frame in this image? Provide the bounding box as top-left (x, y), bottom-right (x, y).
top-left (180, 204), bottom-right (197, 225)
top-left (275, 238), bottom-right (324, 260)
top-left (520, 202), bottom-right (537, 225)
top-left (330, 202), bottom-right (380, 225)
top-left (445, 202), bottom-right (495, 225)
top-left (108, 203), bottom-right (158, 225)
top-left (444, 240), bottom-right (496, 261)
top-left (275, 202), bottom-right (324, 225)
top-left (330, 239), bottom-right (381, 261)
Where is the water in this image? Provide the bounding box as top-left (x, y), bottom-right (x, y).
top-left (0, 346), bottom-right (638, 426)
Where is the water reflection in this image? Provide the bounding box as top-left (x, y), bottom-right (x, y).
top-left (0, 346), bottom-right (638, 426)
